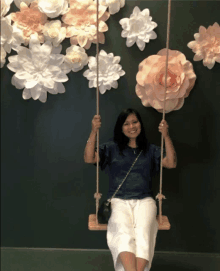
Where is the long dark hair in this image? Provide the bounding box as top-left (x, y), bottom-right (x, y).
top-left (113, 108), bottom-right (149, 155)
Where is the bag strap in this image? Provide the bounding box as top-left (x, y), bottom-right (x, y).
top-left (108, 150), bottom-right (143, 202)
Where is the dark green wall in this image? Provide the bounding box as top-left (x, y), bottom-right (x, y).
top-left (1, 1), bottom-right (220, 253)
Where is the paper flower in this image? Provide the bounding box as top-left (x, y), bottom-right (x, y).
top-left (38, 0), bottom-right (69, 18)
top-left (98, 0), bottom-right (125, 15)
top-left (62, 0), bottom-right (110, 49)
top-left (136, 49), bottom-right (196, 113)
top-left (1, 16), bottom-right (13, 53)
top-left (43, 20), bottom-right (66, 47)
top-left (83, 50), bottom-right (125, 94)
top-left (10, 1), bottom-right (48, 45)
top-left (1, 15), bottom-right (25, 55)
top-left (7, 34), bottom-right (69, 103)
top-left (14, 0), bottom-right (35, 9)
top-left (187, 22), bottom-right (220, 69)
top-left (61, 45), bottom-right (89, 73)
top-left (1, 47), bottom-right (7, 68)
top-left (1, 0), bottom-right (13, 17)
top-left (119, 6), bottom-right (157, 51)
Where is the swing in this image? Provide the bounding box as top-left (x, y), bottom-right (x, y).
top-left (88, 0), bottom-right (172, 231)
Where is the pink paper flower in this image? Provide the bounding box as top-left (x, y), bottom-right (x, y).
top-left (10, 1), bottom-right (48, 45)
top-left (136, 49), bottom-right (196, 113)
top-left (187, 22), bottom-right (220, 69)
top-left (62, 0), bottom-right (110, 49)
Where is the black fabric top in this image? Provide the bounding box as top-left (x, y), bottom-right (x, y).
top-left (95, 140), bottom-right (164, 200)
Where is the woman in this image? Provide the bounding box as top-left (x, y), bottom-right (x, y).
top-left (84, 108), bottom-right (177, 271)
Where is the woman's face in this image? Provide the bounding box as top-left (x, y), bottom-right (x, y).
top-left (122, 113), bottom-right (141, 140)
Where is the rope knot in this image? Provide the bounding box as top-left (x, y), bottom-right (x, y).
top-left (94, 192), bottom-right (102, 200)
top-left (156, 193), bottom-right (166, 201)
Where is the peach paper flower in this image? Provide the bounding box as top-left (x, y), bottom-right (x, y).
top-left (62, 0), bottom-right (110, 49)
top-left (136, 49), bottom-right (196, 113)
top-left (10, 1), bottom-right (48, 45)
top-left (187, 22), bottom-right (220, 69)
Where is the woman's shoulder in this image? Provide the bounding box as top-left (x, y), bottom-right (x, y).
top-left (147, 143), bottom-right (161, 154)
top-left (148, 143), bottom-right (160, 150)
top-left (100, 139), bottom-right (117, 149)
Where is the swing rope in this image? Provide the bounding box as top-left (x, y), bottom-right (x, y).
top-left (94, 0), bottom-right (172, 226)
top-left (156, 0), bottom-right (172, 224)
top-left (94, 0), bottom-right (101, 225)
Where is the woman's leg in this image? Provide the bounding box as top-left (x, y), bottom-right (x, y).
top-left (136, 257), bottom-right (149, 271)
top-left (134, 198), bottom-right (158, 270)
top-left (119, 251), bottom-right (136, 271)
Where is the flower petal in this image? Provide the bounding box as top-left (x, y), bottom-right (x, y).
top-left (126, 36), bottom-right (136, 47)
top-left (22, 88), bottom-right (32, 100)
top-left (38, 90), bottom-right (47, 103)
top-left (56, 82), bottom-right (66, 93)
top-left (77, 35), bottom-right (88, 47)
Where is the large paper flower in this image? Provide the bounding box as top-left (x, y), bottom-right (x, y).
top-left (7, 34), bottom-right (69, 103)
top-left (187, 22), bottom-right (220, 69)
top-left (136, 49), bottom-right (196, 113)
top-left (119, 6), bottom-right (157, 51)
top-left (1, 0), bottom-right (13, 17)
top-left (98, 0), bottom-right (125, 15)
top-left (43, 20), bottom-right (66, 47)
top-left (61, 45), bottom-right (89, 73)
top-left (38, 0), bottom-right (69, 18)
top-left (83, 50), bottom-right (125, 94)
top-left (10, 1), bottom-right (48, 45)
top-left (62, 0), bottom-right (110, 49)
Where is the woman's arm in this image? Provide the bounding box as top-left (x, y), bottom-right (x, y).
top-left (84, 115), bottom-right (101, 164)
top-left (158, 120), bottom-right (177, 169)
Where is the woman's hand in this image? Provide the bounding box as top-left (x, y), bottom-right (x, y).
top-left (158, 120), bottom-right (169, 138)
top-left (92, 115), bottom-right (101, 133)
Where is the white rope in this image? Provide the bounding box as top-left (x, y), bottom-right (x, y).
top-left (156, 0), bottom-right (172, 224)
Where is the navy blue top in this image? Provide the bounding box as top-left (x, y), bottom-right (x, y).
top-left (96, 141), bottom-right (164, 200)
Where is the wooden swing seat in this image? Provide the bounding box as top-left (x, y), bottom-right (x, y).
top-left (88, 214), bottom-right (170, 231)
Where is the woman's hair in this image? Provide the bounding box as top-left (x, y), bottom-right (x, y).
top-left (113, 108), bottom-right (149, 155)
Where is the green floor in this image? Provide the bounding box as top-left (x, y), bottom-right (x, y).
top-left (1, 248), bottom-right (220, 271)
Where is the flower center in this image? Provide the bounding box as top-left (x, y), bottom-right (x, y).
top-left (68, 52), bottom-right (82, 63)
top-left (158, 69), bottom-right (179, 88)
top-left (48, 28), bottom-right (59, 38)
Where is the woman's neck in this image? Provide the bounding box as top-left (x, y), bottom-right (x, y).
top-left (128, 139), bottom-right (137, 148)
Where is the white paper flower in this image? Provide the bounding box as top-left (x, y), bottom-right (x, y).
top-left (1, 15), bottom-right (25, 54)
top-left (119, 6), bottom-right (157, 51)
top-left (13, 0), bottom-right (35, 9)
top-left (83, 50), bottom-right (125, 94)
top-left (98, 0), bottom-right (125, 15)
top-left (1, 47), bottom-right (7, 68)
top-left (1, 15), bottom-right (13, 53)
top-left (7, 34), bottom-right (69, 102)
top-left (61, 45), bottom-right (89, 73)
top-left (43, 20), bottom-right (66, 47)
top-left (38, 0), bottom-right (69, 18)
top-left (10, 25), bottom-right (26, 51)
top-left (1, 0), bottom-right (13, 17)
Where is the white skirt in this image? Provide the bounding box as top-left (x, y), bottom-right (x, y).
top-left (106, 197), bottom-right (158, 271)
